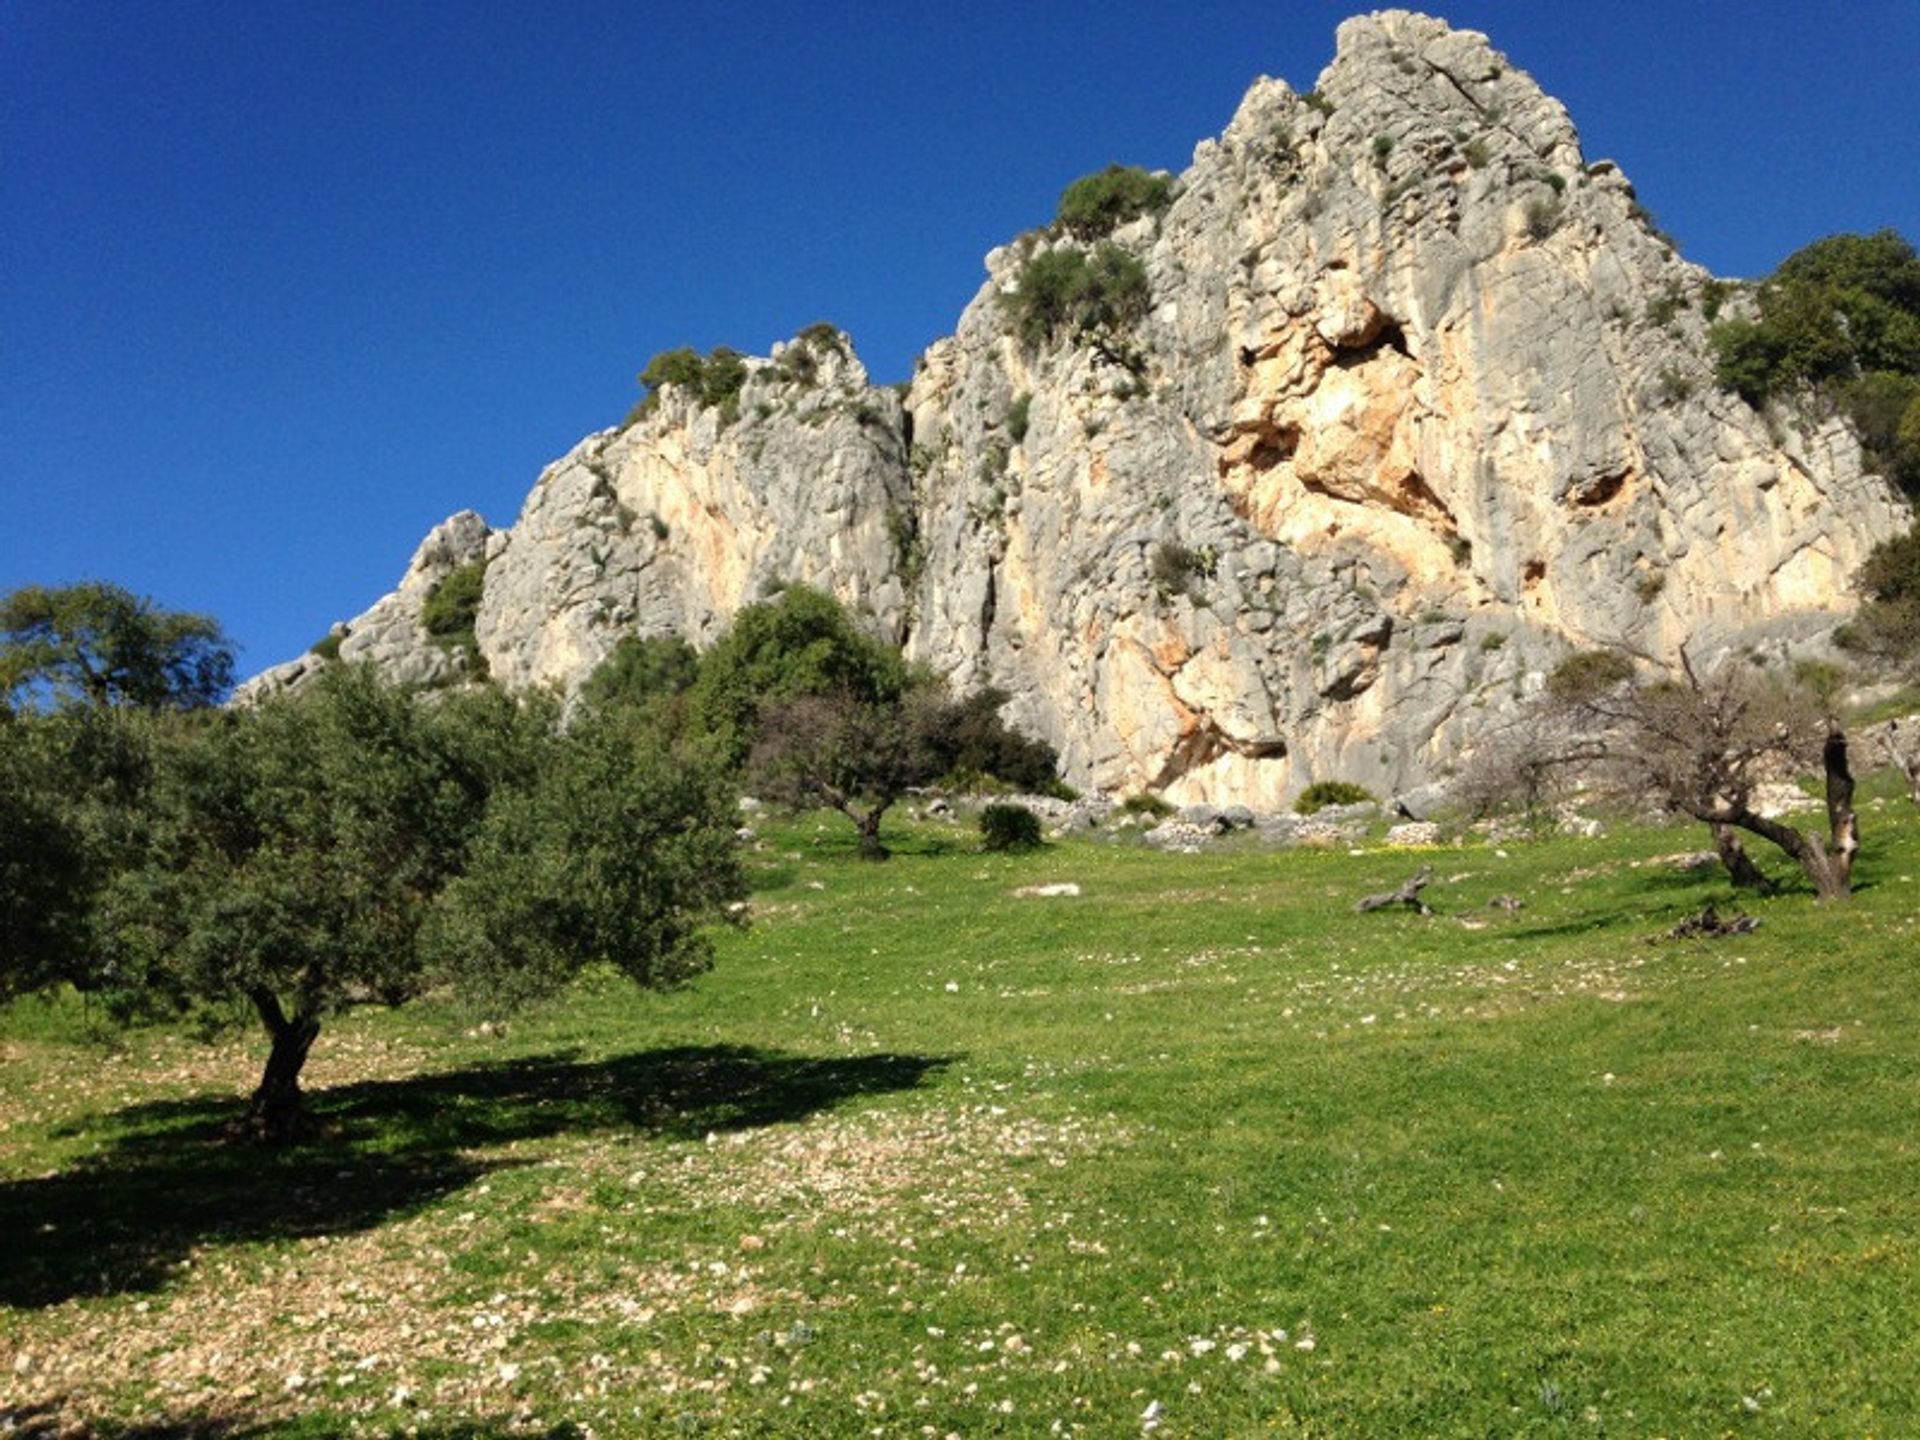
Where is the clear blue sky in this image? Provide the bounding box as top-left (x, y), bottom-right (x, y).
top-left (6, 2), bottom-right (1918, 678)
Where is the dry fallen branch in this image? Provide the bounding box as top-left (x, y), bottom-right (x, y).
top-left (1656, 902), bottom-right (1760, 941)
top-left (1355, 865), bottom-right (1434, 914)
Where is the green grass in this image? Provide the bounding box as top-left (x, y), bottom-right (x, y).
top-left (4, 800), bottom-right (1920, 1437)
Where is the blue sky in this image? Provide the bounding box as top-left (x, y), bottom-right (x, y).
top-left (6, 1), bottom-right (1918, 678)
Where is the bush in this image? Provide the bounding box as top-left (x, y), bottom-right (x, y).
top-left (1709, 230), bottom-right (1920, 429)
top-left (979, 802), bottom-right (1044, 852)
top-left (309, 631), bottom-right (343, 662)
top-left (1151, 542), bottom-right (1215, 599)
top-left (1119, 792), bottom-right (1175, 820)
top-left (687, 585), bottom-right (910, 766)
top-left (1006, 242), bottom-right (1151, 350)
top-left (421, 560), bottom-right (487, 655)
top-left (634, 345), bottom-right (751, 420)
top-left (1547, 649), bottom-right (1635, 704)
top-left (1007, 392), bottom-right (1032, 444)
top-left (922, 686), bottom-right (1061, 794)
top-left (1294, 780), bottom-right (1376, 814)
top-left (1055, 165), bottom-right (1172, 240)
top-left (580, 634), bottom-right (700, 720)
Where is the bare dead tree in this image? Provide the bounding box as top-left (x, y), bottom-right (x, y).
top-left (1554, 650), bottom-right (1860, 902)
top-left (1882, 717), bottom-right (1920, 805)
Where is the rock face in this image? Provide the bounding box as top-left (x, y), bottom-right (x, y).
top-left (242, 11), bottom-right (1910, 804)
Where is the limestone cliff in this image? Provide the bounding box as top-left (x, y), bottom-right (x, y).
top-left (241, 11), bottom-right (1910, 806)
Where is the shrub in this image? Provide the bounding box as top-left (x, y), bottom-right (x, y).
top-left (421, 560), bottom-right (487, 656)
top-left (1294, 780), bottom-right (1376, 814)
top-left (580, 634), bottom-right (700, 719)
top-left (1119, 792), bottom-right (1175, 820)
top-left (1524, 198), bottom-right (1561, 241)
top-left (979, 802), bottom-right (1044, 852)
top-left (634, 345), bottom-right (750, 419)
top-left (1007, 392), bottom-right (1033, 444)
top-left (1462, 139), bottom-right (1491, 169)
top-left (923, 686), bottom-right (1061, 794)
top-left (1708, 230), bottom-right (1920, 421)
top-left (1055, 165), bottom-right (1172, 240)
top-left (1151, 541), bottom-right (1215, 599)
top-left (1006, 242), bottom-right (1151, 350)
top-left (1371, 134), bottom-right (1394, 165)
top-left (309, 632), bottom-right (343, 662)
top-left (1646, 288), bottom-right (1690, 329)
top-left (1546, 649), bottom-right (1635, 704)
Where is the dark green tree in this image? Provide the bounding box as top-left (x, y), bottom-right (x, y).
top-left (1, 582), bottom-right (234, 712)
top-left (748, 686), bottom-right (944, 860)
top-left (686, 585), bottom-right (909, 765)
top-left (98, 667), bottom-right (741, 1139)
top-left (0, 707), bottom-right (145, 998)
top-left (578, 633), bottom-right (701, 721)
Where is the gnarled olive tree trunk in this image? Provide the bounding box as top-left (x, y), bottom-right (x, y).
top-left (244, 986), bottom-right (322, 1142)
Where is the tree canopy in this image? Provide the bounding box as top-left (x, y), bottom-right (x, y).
top-left (1, 582), bottom-right (234, 712)
top-left (1711, 229), bottom-right (1920, 494)
top-left (16, 663), bottom-right (750, 1139)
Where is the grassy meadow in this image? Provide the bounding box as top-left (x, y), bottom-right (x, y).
top-left (3, 791), bottom-right (1918, 1438)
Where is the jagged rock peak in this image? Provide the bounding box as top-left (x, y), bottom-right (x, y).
top-left (243, 14), bottom-right (1911, 807)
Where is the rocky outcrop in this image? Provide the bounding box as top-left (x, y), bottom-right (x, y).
top-left (242, 11), bottom-right (1910, 803)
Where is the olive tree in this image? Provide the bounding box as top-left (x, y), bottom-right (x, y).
top-left (100, 666), bottom-right (743, 1139)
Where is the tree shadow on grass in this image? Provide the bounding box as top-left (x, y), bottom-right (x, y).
top-left (0, 1044), bottom-right (952, 1309)
top-left (5, 1402), bottom-right (588, 1438)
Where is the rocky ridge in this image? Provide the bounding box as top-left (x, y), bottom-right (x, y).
top-left (242, 12), bottom-right (1911, 806)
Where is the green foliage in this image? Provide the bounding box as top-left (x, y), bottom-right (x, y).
top-left (0, 705), bottom-right (158, 1000)
top-left (1302, 88), bottom-right (1334, 115)
top-left (1547, 649), bottom-right (1636, 704)
top-left (748, 688), bottom-right (941, 861)
top-left (1118, 792), bottom-right (1175, 820)
top-left (427, 706), bottom-right (745, 1011)
top-left (420, 560), bottom-right (488, 667)
top-left (979, 802), bottom-right (1043, 852)
top-left (1371, 134), bottom-right (1395, 165)
top-left (1151, 541), bottom-right (1216, 600)
top-left (1838, 521), bottom-right (1920, 668)
top-left (1524, 197), bottom-right (1562, 241)
top-left (688, 585), bottom-right (909, 767)
top-left (309, 631), bottom-right (344, 662)
top-left (1294, 780), bottom-right (1377, 814)
top-left (1, 582), bottom-right (233, 712)
top-left (777, 325), bottom-right (844, 387)
top-left (1462, 138), bottom-right (1491, 169)
top-left (1054, 165), bottom-right (1172, 240)
top-left (922, 686), bottom-right (1061, 794)
top-left (1709, 230), bottom-right (1920, 463)
top-left (60, 666), bottom-right (743, 1133)
top-left (1006, 391), bottom-right (1033, 444)
top-left (1645, 286), bottom-right (1690, 328)
top-left (1841, 371), bottom-right (1920, 491)
top-left (634, 345), bottom-right (751, 420)
top-left (578, 633), bottom-right (700, 721)
top-left (1005, 241), bottom-right (1151, 350)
